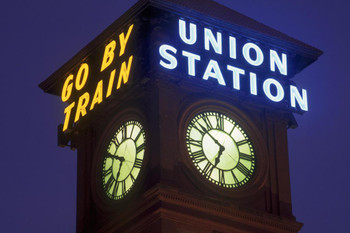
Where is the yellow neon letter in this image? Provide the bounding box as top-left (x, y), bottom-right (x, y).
top-left (106, 69), bottom-right (116, 98)
top-left (100, 40), bottom-right (116, 72)
top-left (117, 56), bottom-right (133, 89)
top-left (74, 92), bottom-right (90, 123)
top-left (75, 63), bottom-right (89, 90)
top-left (90, 80), bottom-right (103, 111)
top-left (61, 74), bottom-right (74, 102)
top-left (119, 24), bottom-right (134, 57)
top-left (63, 102), bottom-right (75, 132)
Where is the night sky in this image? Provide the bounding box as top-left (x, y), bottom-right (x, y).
top-left (1, 0), bottom-right (348, 232)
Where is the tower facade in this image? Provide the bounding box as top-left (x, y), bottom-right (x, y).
top-left (39, 0), bottom-right (322, 232)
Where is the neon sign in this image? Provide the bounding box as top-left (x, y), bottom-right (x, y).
top-left (60, 24), bottom-right (135, 132)
top-left (159, 19), bottom-right (308, 112)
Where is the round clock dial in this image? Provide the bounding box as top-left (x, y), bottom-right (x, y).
top-left (186, 111), bottom-right (255, 188)
top-left (102, 120), bottom-right (145, 200)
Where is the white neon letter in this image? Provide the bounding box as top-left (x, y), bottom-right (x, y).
top-left (243, 42), bottom-right (264, 66)
top-left (263, 78), bottom-right (284, 102)
top-left (227, 65), bottom-right (245, 90)
top-left (203, 60), bottom-right (226, 86)
top-left (250, 72), bottom-right (257, 95)
top-left (229, 36), bottom-right (237, 59)
top-left (270, 50), bottom-right (287, 76)
top-left (290, 86), bottom-right (308, 111)
top-left (179, 19), bottom-right (197, 45)
top-left (159, 44), bottom-right (178, 70)
top-left (182, 51), bottom-right (201, 76)
top-left (204, 28), bottom-right (222, 55)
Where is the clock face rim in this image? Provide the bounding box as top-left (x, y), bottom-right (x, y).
top-left (179, 100), bottom-right (268, 199)
top-left (91, 109), bottom-right (148, 209)
top-left (101, 119), bottom-right (146, 201)
top-left (186, 111), bottom-right (256, 189)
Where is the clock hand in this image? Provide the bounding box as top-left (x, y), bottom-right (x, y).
top-left (115, 159), bottom-right (124, 181)
top-left (214, 144), bottom-right (225, 166)
top-left (106, 153), bottom-right (125, 162)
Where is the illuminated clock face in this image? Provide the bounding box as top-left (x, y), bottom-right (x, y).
top-left (102, 120), bottom-right (145, 200)
top-left (186, 112), bottom-right (255, 188)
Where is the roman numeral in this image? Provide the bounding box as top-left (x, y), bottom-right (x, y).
top-left (105, 175), bottom-right (115, 192)
top-left (136, 143), bottom-right (145, 154)
top-left (236, 139), bottom-right (248, 146)
top-left (191, 150), bottom-right (206, 163)
top-left (203, 161), bottom-right (214, 177)
top-left (134, 158), bottom-right (143, 168)
top-left (192, 122), bottom-right (206, 135)
top-left (103, 167), bottom-right (112, 177)
top-left (188, 138), bottom-right (202, 147)
top-left (130, 173), bottom-right (136, 183)
top-left (239, 152), bottom-right (252, 161)
top-left (129, 124), bottom-right (135, 138)
top-left (134, 129), bottom-right (142, 142)
top-left (121, 180), bottom-right (126, 194)
top-left (121, 125), bottom-right (127, 139)
top-left (216, 115), bottom-right (224, 130)
top-left (219, 170), bottom-right (225, 184)
top-left (112, 181), bottom-right (119, 197)
top-left (231, 170), bottom-right (239, 184)
top-left (236, 162), bottom-right (250, 177)
top-left (203, 116), bottom-right (213, 130)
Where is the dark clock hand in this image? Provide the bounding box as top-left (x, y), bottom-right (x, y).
top-left (106, 152), bottom-right (125, 162)
top-left (214, 145), bottom-right (225, 166)
top-left (115, 159), bottom-right (124, 181)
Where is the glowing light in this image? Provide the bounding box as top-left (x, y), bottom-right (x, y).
top-left (61, 74), bottom-right (74, 102)
top-left (182, 50), bottom-right (201, 76)
top-left (242, 43), bottom-right (264, 66)
top-left (204, 28), bottom-right (222, 54)
top-left (249, 72), bottom-right (257, 95)
top-left (229, 36), bottom-right (237, 59)
top-left (74, 92), bottom-right (90, 123)
top-left (100, 40), bottom-right (116, 72)
top-left (263, 78), bottom-right (284, 102)
top-left (203, 60), bottom-right (226, 86)
top-left (119, 24), bottom-right (134, 57)
top-left (75, 63), bottom-right (89, 91)
top-left (227, 65), bottom-right (245, 90)
top-left (290, 85), bottom-right (308, 111)
top-left (90, 80), bottom-right (103, 111)
top-left (179, 19), bottom-right (197, 45)
top-left (117, 56), bottom-right (133, 89)
top-left (270, 50), bottom-right (287, 75)
top-left (159, 44), bottom-right (178, 69)
top-left (63, 102), bottom-right (75, 132)
top-left (106, 69), bottom-right (116, 98)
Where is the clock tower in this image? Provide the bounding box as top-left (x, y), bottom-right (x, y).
top-left (39, 0), bottom-right (322, 232)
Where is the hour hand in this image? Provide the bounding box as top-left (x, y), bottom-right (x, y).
top-left (214, 145), bottom-right (225, 166)
top-left (106, 153), bottom-right (125, 162)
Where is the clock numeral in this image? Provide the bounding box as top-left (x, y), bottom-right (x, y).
top-left (203, 116), bottom-right (213, 130)
top-left (103, 167), bottom-right (113, 177)
top-left (130, 173), bottom-right (136, 183)
top-left (121, 180), bottom-right (126, 194)
top-left (192, 122), bottom-right (206, 135)
top-left (236, 139), bottom-right (248, 147)
top-left (219, 170), bottom-right (225, 184)
top-left (129, 124), bottom-right (135, 138)
top-left (136, 143), bottom-right (145, 154)
top-left (231, 170), bottom-right (239, 184)
top-left (188, 138), bottom-right (202, 147)
top-left (121, 125), bottom-right (127, 140)
top-left (191, 150), bottom-right (206, 163)
top-left (112, 181), bottom-right (119, 197)
top-left (105, 175), bottom-right (115, 192)
top-left (216, 115), bottom-right (224, 130)
top-left (134, 129), bottom-right (143, 142)
top-left (239, 152), bottom-right (252, 161)
top-left (236, 162), bottom-right (250, 177)
top-left (134, 158), bottom-right (143, 168)
top-left (111, 139), bottom-right (120, 149)
top-left (203, 161), bottom-right (214, 177)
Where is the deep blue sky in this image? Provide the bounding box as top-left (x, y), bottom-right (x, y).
top-left (0, 0), bottom-right (348, 232)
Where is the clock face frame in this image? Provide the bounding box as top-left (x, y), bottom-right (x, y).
top-left (101, 120), bottom-right (146, 200)
top-left (186, 111), bottom-right (256, 188)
